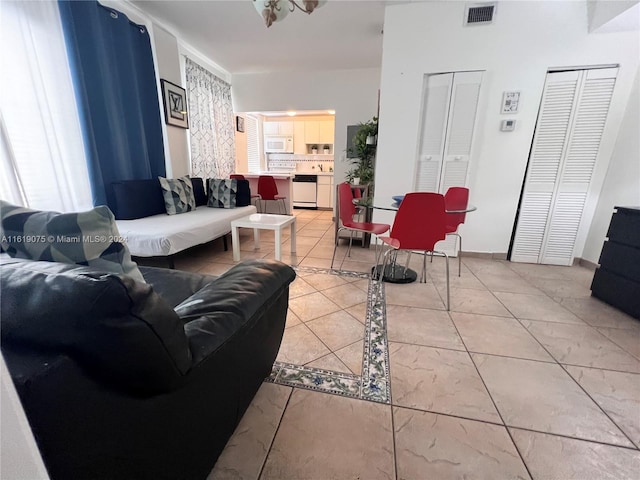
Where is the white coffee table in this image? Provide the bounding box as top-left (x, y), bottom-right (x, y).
top-left (231, 213), bottom-right (296, 262)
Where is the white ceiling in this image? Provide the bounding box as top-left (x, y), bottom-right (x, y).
top-left (131, 0), bottom-right (387, 75)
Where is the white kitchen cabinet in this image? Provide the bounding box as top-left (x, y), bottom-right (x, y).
top-left (317, 175), bottom-right (334, 208)
top-left (263, 122), bottom-right (278, 135)
top-left (304, 120), bottom-right (335, 146)
top-left (264, 121), bottom-right (293, 136)
top-left (319, 120), bottom-right (335, 145)
top-left (279, 121), bottom-right (294, 135)
top-left (293, 122), bottom-right (306, 154)
top-left (304, 121), bottom-right (319, 144)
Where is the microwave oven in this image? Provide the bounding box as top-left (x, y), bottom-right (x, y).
top-left (264, 135), bottom-right (293, 153)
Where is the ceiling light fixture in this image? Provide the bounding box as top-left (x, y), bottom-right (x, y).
top-left (287, 111), bottom-right (296, 116)
top-left (327, 110), bottom-right (335, 115)
top-left (253, 0), bottom-right (327, 28)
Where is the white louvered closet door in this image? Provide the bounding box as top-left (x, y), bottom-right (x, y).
top-left (440, 71), bottom-right (483, 192)
top-left (415, 71), bottom-right (483, 255)
top-left (415, 73), bottom-right (453, 192)
top-left (511, 67), bottom-right (618, 265)
top-left (415, 71), bottom-right (482, 193)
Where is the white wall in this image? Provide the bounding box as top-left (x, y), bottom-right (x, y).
top-left (582, 66), bottom-right (640, 263)
top-left (375, 1), bottom-right (639, 256)
top-left (1, 355), bottom-right (49, 480)
top-left (153, 25), bottom-right (190, 178)
top-left (232, 68), bottom-right (381, 185)
top-left (588, 0), bottom-right (639, 32)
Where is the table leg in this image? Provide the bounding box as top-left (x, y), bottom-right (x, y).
top-left (275, 228), bottom-right (282, 261)
top-left (232, 226), bottom-right (240, 261)
top-left (290, 219), bottom-right (296, 255)
top-left (253, 228), bottom-right (260, 250)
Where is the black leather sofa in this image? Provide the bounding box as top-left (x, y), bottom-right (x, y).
top-left (0, 257), bottom-right (295, 480)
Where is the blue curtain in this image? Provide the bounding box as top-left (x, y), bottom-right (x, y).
top-left (58, 0), bottom-right (165, 209)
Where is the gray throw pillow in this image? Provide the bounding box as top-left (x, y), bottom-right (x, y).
top-left (208, 179), bottom-right (237, 209)
top-left (0, 200), bottom-right (145, 283)
top-left (158, 176), bottom-right (196, 215)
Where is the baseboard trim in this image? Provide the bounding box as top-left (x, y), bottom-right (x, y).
top-left (460, 251), bottom-right (508, 261)
top-left (577, 257), bottom-right (598, 270)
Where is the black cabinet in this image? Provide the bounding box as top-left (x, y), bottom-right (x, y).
top-left (591, 206), bottom-right (640, 319)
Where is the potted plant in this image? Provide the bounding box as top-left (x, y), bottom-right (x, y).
top-left (310, 144), bottom-right (318, 154)
top-left (345, 116), bottom-right (378, 187)
top-left (323, 145), bottom-right (330, 154)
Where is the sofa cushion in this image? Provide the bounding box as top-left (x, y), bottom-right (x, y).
top-left (191, 177), bottom-right (208, 207)
top-left (208, 179), bottom-right (237, 209)
top-left (0, 200), bottom-right (145, 283)
top-left (236, 179), bottom-right (251, 207)
top-left (0, 257), bottom-right (192, 393)
top-left (111, 178), bottom-right (166, 220)
top-left (141, 265), bottom-right (216, 308)
top-left (159, 176), bottom-right (196, 215)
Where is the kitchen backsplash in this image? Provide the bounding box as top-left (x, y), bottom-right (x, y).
top-left (268, 154), bottom-right (334, 162)
top-left (267, 154), bottom-right (334, 173)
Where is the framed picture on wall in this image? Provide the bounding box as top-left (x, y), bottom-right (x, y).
top-left (160, 79), bottom-right (189, 129)
top-left (236, 115), bottom-right (245, 133)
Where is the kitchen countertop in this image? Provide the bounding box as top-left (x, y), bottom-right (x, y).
top-left (294, 171), bottom-right (334, 176)
top-left (241, 172), bottom-right (334, 178)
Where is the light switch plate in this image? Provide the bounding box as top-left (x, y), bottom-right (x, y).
top-left (501, 119), bottom-right (516, 131)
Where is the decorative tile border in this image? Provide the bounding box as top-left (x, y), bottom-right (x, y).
top-left (268, 267), bottom-right (391, 404)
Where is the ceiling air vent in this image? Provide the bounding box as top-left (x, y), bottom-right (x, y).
top-left (465, 4), bottom-right (496, 25)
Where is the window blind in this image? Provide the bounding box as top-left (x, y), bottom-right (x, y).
top-left (246, 115), bottom-right (261, 173)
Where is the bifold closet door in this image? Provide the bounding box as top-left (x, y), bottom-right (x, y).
top-left (415, 71), bottom-right (482, 194)
top-left (414, 71), bottom-right (482, 255)
top-left (511, 67), bottom-right (618, 265)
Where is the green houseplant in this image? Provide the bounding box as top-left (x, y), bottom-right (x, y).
top-left (345, 116), bottom-right (378, 185)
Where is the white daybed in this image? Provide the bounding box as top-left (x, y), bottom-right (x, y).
top-left (116, 205), bottom-right (257, 266)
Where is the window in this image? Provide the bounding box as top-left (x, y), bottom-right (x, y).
top-left (0, 1), bottom-right (92, 212)
top-left (246, 115), bottom-right (262, 173)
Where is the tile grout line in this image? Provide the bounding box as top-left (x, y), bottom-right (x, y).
top-left (506, 424), bottom-right (640, 452)
top-left (256, 386), bottom-right (294, 480)
top-left (463, 259), bottom-right (640, 452)
top-left (273, 266), bottom-right (390, 403)
top-left (557, 362), bottom-right (639, 450)
top-left (505, 312), bottom-right (640, 446)
top-left (445, 307), bottom-right (535, 480)
top-left (390, 405), bottom-right (399, 480)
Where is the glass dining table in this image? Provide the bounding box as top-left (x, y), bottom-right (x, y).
top-left (368, 197), bottom-right (477, 283)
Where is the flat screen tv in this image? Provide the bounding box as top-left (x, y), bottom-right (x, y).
top-left (346, 125), bottom-right (359, 158)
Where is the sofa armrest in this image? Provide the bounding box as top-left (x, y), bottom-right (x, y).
top-left (174, 260), bottom-right (296, 366)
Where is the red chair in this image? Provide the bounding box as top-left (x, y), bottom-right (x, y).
top-left (257, 175), bottom-right (287, 214)
top-left (331, 182), bottom-right (390, 272)
top-left (444, 187), bottom-right (469, 277)
top-left (378, 192), bottom-right (450, 310)
top-left (231, 174), bottom-right (261, 210)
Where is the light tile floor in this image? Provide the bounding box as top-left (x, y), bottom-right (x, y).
top-left (148, 209), bottom-right (640, 479)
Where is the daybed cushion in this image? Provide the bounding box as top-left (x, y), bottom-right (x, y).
top-left (236, 179), bottom-right (251, 207)
top-left (0, 200), bottom-right (145, 283)
top-left (158, 176), bottom-right (196, 215)
top-left (208, 179), bottom-right (237, 209)
top-left (191, 177), bottom-right (208, 207)
top-left (111, 179), bottom-right (165, 220)
top-left (116, 205), bottom-right (257, 257)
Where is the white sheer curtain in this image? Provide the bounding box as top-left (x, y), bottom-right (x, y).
top-left (0, 1), bottom-right (92, 212)
top-left (185, 59), bottom-right (236, 179)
